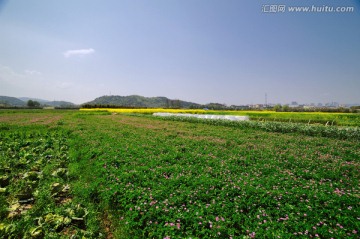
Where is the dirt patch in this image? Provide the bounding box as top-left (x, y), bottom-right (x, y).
top-left (0, 115), bottom-right (26, 123)
top-left (0, 113), bottom-right (63, 126)
top-left (42, 115), bottom-right (63, 125)
top-left (28, 115), bottom-right (63, 125)
top-left (110, 115), bottom-right (227, 144)
top-left (109, 115), bottom-right (172, 130)
top-left (101, 211), bottom-right (114, 239)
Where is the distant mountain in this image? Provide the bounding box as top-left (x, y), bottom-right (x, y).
top-left (0, 96), bottom-right (26, 106)
top-left (83, 95), bottom-right (202, 108)
top-left (18, 97), bottom-right (76, 107)
top-left (18, 97), bottom-right (49, 103)
top-left (44, 101), bottom-right (76, 107)
top-left (0, 96), bottom-right (76, 107)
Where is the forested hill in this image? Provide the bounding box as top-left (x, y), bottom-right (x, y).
top-left (0, 96), bottom-right (26, 106)
top-left (0, 96), bottom-right (76, 107)
top-left (83, 95), bottom-right (202, 108)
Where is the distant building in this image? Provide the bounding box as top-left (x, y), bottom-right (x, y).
top-left (289, 101), bottom-right (299, 108)
top-left (325, 102), bottom-right (339, 108)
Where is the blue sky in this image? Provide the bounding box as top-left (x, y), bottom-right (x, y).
top-left (0, 0), bottom-right (359, 105)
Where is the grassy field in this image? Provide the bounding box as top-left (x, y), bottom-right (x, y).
top-left (0, 110), bottom-right (359, 238)
top-left (80, 108), bottom-right (360, 127)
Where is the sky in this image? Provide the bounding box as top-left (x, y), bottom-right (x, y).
top-left (0, 0), bottom-right (359, 105)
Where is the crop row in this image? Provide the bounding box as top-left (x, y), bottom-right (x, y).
top-left (153, 115), bottom-right (360, 140)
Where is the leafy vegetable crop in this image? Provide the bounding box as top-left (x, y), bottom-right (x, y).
top-left (0, 129), bottom-right (97, 238)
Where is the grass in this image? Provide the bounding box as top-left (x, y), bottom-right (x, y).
top-left (0, 109), bottom-right (359, 238)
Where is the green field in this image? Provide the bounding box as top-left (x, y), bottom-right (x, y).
top-left (81, 108), bottom-right (360, 127)
top-left (1, 110), bottom-right (359, 238)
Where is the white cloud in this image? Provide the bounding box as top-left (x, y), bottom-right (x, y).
top-left (56, 81), bottom-right (74, 89)
top-left (63, 48), bottom-right (95, 58)
top-left (25, 69), bottom-right (42, 75)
